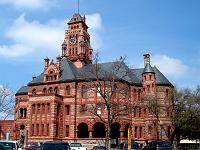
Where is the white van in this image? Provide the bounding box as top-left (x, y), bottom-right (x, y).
top-left (0, 140), bottom-right (22, 150)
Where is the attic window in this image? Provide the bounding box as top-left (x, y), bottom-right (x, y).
top-left (74, 18), bottom-right (77, 21)
top-left (50, 70), bottom-right (54, 74)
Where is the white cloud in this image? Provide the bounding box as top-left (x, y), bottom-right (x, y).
top-left (0, 0), bottom-right (56, 10)
top-left (6, 14), bottom-right (66, 53)
top-left (150, 54), bottom-right (188, 80)
top-left (86, 13), bottom-right (103, 50)
top-left (0, 44), bottom-right (34, 57)
top-left (0, 13), bottom-right (103, 59)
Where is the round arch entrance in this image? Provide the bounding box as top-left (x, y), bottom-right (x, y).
top-left (92, 122), bottom-right (106, 138)
top-left (77, 123), bottom-right (89, 138)
top-left (110, 123), bottom-right (120, 138)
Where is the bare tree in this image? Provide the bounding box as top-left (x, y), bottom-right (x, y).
top-left (143, 93), bottom-right (165, 140)
top-left (81, 53), bottom-right (137, 148)
top-left (0, 85), bottom-right (15, 120)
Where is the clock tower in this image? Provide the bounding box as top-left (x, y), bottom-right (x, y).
top-left (62, 13), bottom-right (93, 68)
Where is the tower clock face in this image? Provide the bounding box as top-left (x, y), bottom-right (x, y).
top-left (69, 37), bottom-right (77, 44)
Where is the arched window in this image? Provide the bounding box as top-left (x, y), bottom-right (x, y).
top-left (49, 87), bottom-right (53, 93)
top-left (32, 89), bottom-right (36, 95)
top-left (66, 85), bottom-right (70, 95)
top-left (43, 88), bottom-right (47, 94)
top-left (82, 85), bottom-right (87, 99)
top-left (54, 87), bottom-right (59, 94)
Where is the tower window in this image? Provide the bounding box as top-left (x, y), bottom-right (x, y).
top-left (144, 75), bottom-right (146, 81)
top-left (150, 75), bottom-right (152, 80)
top-left (32, 88), bottom-right (36, 95)
top-left (66, 85), bottom-right (70, 95)
top-left (82, 85), bottom-right (87, 99)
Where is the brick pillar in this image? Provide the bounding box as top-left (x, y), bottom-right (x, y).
top-left (44, 103), bottom-right (47, 136)
top-left (34, 104), bottom-right (38, 136)
top-left (39, 104), bottom-right (42, 136)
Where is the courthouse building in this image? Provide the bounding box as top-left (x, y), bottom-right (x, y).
top-left (15, 13), bottom-right (173, 143)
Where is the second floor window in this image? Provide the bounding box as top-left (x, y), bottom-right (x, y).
top-left (81, 85), bottom-right (87, 99)
top-left (66, 105), bottom-right (70, 115)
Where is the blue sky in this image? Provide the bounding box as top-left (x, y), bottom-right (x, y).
top-left (0, 0), bottom-right (199, 93)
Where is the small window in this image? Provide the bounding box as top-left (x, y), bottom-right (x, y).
top-left (66, 85), bottom-right (70, 95)
top-left (148, 126), bottom-right (152, 135)
top-left (150, 75), bottom-right (152, 80)
top-left (32, 104), bottom-right (35, 114)
top-left (50, 70), bottom-right (53, 74)
top-left (66, 105), bottom-right (70, 115)
top-left (82, 85), bottom-right (87, 99)
top-left (49, 87), bottom-right (53, 93)
top-left (54, 87), bottom-right (59, 94)
top-left (43, 88), bottom-right (47, 94)
top-left (147, 85), bottom-right (150, 92)
top-left (139, 108), bottom-right (141, 117)
top-left (47, 124), bottom-right (49, 136)
top-left (166, 89), bottom-right (169, 98)
top-left (66, 125), bottom-right (69, 137)
top-left (134, 126), bottom-right (137, 138)
top-left (32, 89), bottom-right (36, 95)
top-left (47, 103), bottom-right (50, 113)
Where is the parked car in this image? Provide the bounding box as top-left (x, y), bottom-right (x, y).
top-left (0, 140), bottom-right (22, 150)
top-left (147, 141), bottom-right (172, 150)
top-left (92, 146), bottom-right (108, 150)
top-left (117, 142), bottom-right (139, 150)
top-left (25, 142), bottom-right (42, 150)
top-left (70, 142), bottom-right (87, 150)
top-left (42, 141), bottom-right (70, 150)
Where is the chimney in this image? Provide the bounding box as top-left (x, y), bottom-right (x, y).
top-left (57, 55), bottom-right (61, 69)
top-left (44, 57), bottom-right (49, 70)
top-left (143, 53), bottom-right (150, 67)
top-left (32, 74), bottom-right (36, 80)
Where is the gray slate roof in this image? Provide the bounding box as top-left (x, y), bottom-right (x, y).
top-left (68, 13), bottom-right (86, 25)
top-left (15, 86), bottom-right (28, 95)
top-left (16, 57), bottom-right (173, 95)
top-left (142, 63), bottom-right (155, 74)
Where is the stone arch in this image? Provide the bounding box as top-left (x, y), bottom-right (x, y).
top-left (110, 122), bottom-right (120, 138)
top-left (77, 123), bottom-right (89, 138)
top-left (92, 122), bottom-right (106, 138)
top-left (20, 124), bottom-right (25, 130)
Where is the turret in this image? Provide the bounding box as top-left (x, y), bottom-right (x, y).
top-left (44, 57), bottom-right (49, 70)
top-left (142, 53), bottom-right (156, 93)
